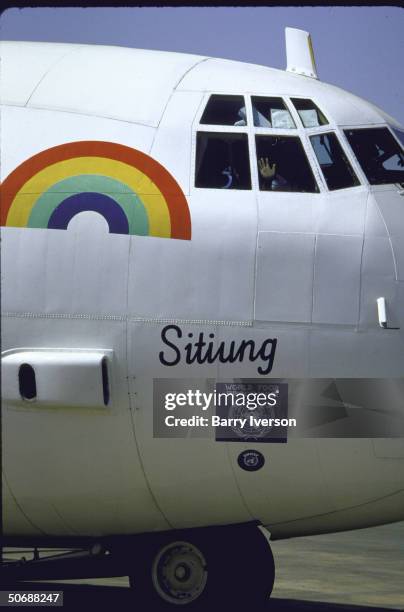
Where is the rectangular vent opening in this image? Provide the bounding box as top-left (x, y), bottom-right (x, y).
top-left (102, 357), bottom-right (110, 406)
top-left (19, 363), bottom-right (37, 401)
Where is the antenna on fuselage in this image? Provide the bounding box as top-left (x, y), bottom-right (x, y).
top-left (285, 27), bottom-right (318, 79)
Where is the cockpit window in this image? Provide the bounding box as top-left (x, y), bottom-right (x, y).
top-left (255, 135), bottom-right (319, 193)
top-left (195, 132), bottom-right (251, 189)
top-left (310, 132), bottom-right (360, 190)
top-left (251, 97), bottom-right (296, 128)
top-left (392, 128), bottom-right (404, 148)
top-left (344, 127), bottom-right (404, 185)
top-left (200, 95), bottom-right (247, 126)
top-left (291, 98), bottom-right (329, 128)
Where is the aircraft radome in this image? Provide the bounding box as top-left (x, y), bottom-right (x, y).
top-left (1, 27), bottom-right (404, 608)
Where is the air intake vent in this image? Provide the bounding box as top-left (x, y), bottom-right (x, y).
top-left (2, 349), bottom-right (113, 409)
top-left (19, 363), bottom-right (37, 401)
top-left (101, 357), bottom-right (110, 406)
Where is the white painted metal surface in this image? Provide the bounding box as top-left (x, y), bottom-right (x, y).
top-left (2, 349), bottom-right (111, 409)
top-left (285, 27), bottom-right (318, 79)
top-left (0, 41), bottom-right (206, 127)
top-left (1, 31), bottom-right (404, 543)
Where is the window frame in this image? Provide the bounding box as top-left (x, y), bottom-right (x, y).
top-left (192, 92), bottom-right (330, 194)
top-left (193, 92), bottom-right (252, 192)
top-left (254, 132), bottom-right (321, 194)
top-left (390, 126), bottom-right (404, 151)
top-left (191, 93), bottom-right (395, 194)
top-left (194, 130), bottom-right (253, 191)
top-left (288, 96), bottom-right (330, 129)
top-left (340, 123), bottom-right (404, 188)
top-left (199, 93), bottom-right (249, 127)
top-left (250, 95), bottom-right (297, 130)
top-left (289, 99), bottom-right (365, 193)
top-left (309, 130), bottom-right (361, 192)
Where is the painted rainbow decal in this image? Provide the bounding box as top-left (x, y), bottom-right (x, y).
top-left (0, 141), bottom-right (191, 239)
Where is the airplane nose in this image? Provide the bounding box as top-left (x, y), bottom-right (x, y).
top-left (369, 188), bottom-right (404, 281)
top-left (363, 188), bottom-right (404, 335)
top-left (355, 181), bottom-right (404, 524)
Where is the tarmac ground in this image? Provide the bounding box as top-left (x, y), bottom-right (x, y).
top-left (2, 521), bottom-right (403, 611)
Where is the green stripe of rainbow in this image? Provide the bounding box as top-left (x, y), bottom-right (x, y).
top-left (0, 141), bottom-right (191, 240)
top-left (29, 175), bottom-right (149, 236)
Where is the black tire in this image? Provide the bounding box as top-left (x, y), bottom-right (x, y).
top-left (128, 524), bottom-right (275, 609)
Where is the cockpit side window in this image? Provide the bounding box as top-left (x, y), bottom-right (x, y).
top-left (195, 132), bottom-right (251, 190)
top-left (310, 132), bottom-right (360, 190)
top-left (255, 135), bottom-right (319, 193)
top-left (392, 128), bottom-right (404, 148)
top-left (344, 127), bottom-right (404, 185)
top-left (200, 95), bottom-right (247, 126)
top-left (291, 98), bottom-right (328, 128)
top-left (251, 96), bottom-right (296, 128)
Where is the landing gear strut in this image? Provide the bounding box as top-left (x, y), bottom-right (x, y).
top-left (128, 523), bottom-right (275, 607)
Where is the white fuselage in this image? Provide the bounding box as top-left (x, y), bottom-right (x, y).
top-left (1, 41), bottom-right (404, 542)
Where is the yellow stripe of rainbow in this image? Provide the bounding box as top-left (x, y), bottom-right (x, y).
top-left (6, 157), bottom-right (171, 238)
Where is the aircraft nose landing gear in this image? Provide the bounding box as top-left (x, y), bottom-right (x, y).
top-left (128, 523), bottom-right (275, 608)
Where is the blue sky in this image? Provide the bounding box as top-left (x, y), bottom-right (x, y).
top-left (1, 6), bottom-right (403, 125)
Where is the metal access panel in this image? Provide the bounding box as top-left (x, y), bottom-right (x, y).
top-left (255, 231), bottom-right (315, 323)
top-left (312, 234), bottom-right (363, 326)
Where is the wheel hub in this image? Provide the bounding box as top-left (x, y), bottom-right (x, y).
top-left (152, 541), bottom-right (208, 604)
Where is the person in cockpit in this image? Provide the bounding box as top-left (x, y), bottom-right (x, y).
top-left (234, 107), bottom-right (247, 126)
top-left (258, 157), bottom-right (288, 190)
top-left (234, 106), bottom-right (272, 127)
top-left (221, 165), bottom-right (240, 189)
